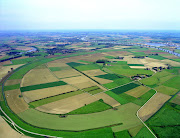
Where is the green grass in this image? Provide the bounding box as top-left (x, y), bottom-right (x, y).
top-left (162, 76), bottom-right (180, 90)
top-left (105, 56), bottom-right (115, 59)
top-left (146, 103), bottom-right (180, 137)
top-left (18, 103), bottom-right (139, 131)
top-left (75, 64), bottom-right (100, 71)
top-left (171, 58), bottom-right (180, 62)
top-left (4, 84), bottom-right (20, 91)
top-left (111, 83), bottom-right (139, 94)
top-left (20, 81), bottom-right (67, 92)
top-left (140, 70), bottom-right (173, 87)
top-left (11, 57), bottom-right (37, 65)
top-left (134, 127), bottom-right (154, 138)
top-left (95, 74), bottom-right (120, 80)
top-left (103, 78), bottom-right (132, 89)
top-left (67, 99), bottom-right (112, 115)
top-left (29, 90), bottom-right (84, 108)
top-left (114, 130), bottom-right (131, 138)
top-left (148, 55), bottom-right (167, 60)
top-left (105, 91), bottom-right (127, 104)
top-left (66, 62), bottom-right (85, 67)
top-left (49, 67), bottom-right (62, 71)
top-left (154, 85), bottom-right (178, 96)
top-left (128, 64), bottom-right (144, 66)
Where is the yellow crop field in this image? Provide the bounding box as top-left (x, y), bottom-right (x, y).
top-left (91, 77), bottom-right (113, 84)
top-left (161, 59), bottom-right (180, 66)
top-left (62, 76), bottom-right (89, 84)
top-left (73, 81), bottom-right (96, 89)
top-left (36, 93), bottom-right (97, 114)
top-left (21, 68), bottom-right (59, 87)
top-left (82, 69), bottom-right (107, 77)
top-left (53, 69), bottom-right (81, 78)
top-left (125, 86), bottom-right (150, 98)
top-left (22, 85), bottom-right (77, 103)
top-left (138, 92), bottom-right (171, 121)
top-left (5, 89), bottom-right (29, 114)
top-left (5, 79), bottom-right (21, 86)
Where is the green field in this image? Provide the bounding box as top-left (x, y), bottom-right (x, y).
top-left (78, 60), bottom-right (93, 64)
top-left (75, 64), bottom-right (100, 71)
top-left (147, 103), bottom-right (180, 137)
top-left (11, 57), bottom-right (37, 65)
top-left (162, 76), bottom-right (180, 90)
top-left (82, 86), bottom-right (104, 95)
top-left (67, 99), bottom-right (112, 114)
top-left (103, 78), bottom-right (132, 89)
top-left (4, 84), bottom-right (20, 91)
top-left (134, 127), bottom-right (154, 138)
top-left (49, 67), bottom-right (62, 71)
top-left (20, 81), bottom-right (67, 92)
top-left (105, 56), bottom-right (115, 59)
top-left (66, 62), bottom-right (85, 67)
top-left (95, 73), bottom-right (120, 80)
top-left (29, 90), bottom-right (83, 108)
top-left (111, 83), bottom-right (139, 94)
top-left (18, 103), bottom-right (140, 131)
top-left (114, 130), bottom-right (131, 138)
top-left (154, 85), bottom-right (178, 96)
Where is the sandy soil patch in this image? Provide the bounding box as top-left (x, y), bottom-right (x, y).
top-left (129, 66), bottom-right (147, 69)
top-left (91, 77), bottom-right (113, 84)
top-left (0, 116), bottom-right (30, 138)
top-left (161, 59), bottom-right (180, 66)
top-left (73, 81), bottom-right (96, 89)
top-left (36, 93), bottom-right (97, 114)
top-left (0, 64), bottom-right (23, 80)
top-left (23, 85), bottom-right (77, 103)
top-left (82, 69), bottom-right (107, 77)
top-left (138, 92), bottom-right (171, 121)
top-left (94, 93), bottom-right (120, 107)
top-left (53, 69), bottom-right (81, 78)
top-left (5, 79), bottom-right (21, 86)
top-left (21, 68), bottom-right (58, 87)
top-left (125, 86), bottom-right (150, 98)
top-left (5, 89), bottom-right (29, 114)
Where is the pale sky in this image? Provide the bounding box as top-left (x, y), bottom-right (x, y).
top-left (0, 0), bottom-right (180, 30)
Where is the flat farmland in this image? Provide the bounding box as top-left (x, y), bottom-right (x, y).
top-left (62, 76), bottom-right (90, 84)
top-left (125, 86), bottom-right (151, 98)
top-left (18, 103), bottom-right (141, 131)
top-left (73, 81), bottom-right (96, 89)
top-left (21, 68), bottom-right (59, 87)
top-left (53, 69), bottom-right (81, 78)
top-left (161, 59), bottom-right (180, 66)
top-left (138, 92), bottom-right (171, 121)
top-left (22, 85), bottom-right (77, 103)
top-left (82, 69), bottom-right (107, 77)
top-left (91, 77), bottom-right (113, 84)
top-left (36, 93), bottom-right (97, 114)
top-left (5, 89), bottom-right (29, 114)
top-left (170, 95), bottom-right (180, 105)
top-left (155, 85), bottom-right (179, 95)
top-left (0, 64), bottom-right (24, 79)
top-left (4, 79), bottom-right (21, 86)
top-left (94, 93), bottom-right (120, 107)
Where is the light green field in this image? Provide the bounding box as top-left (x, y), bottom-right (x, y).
top-left (155, 85), bottom-right (178, 96)
top-left (18, 103), bottom-right (140, 131)
top-left (162, 76), bottom-right (180, 90)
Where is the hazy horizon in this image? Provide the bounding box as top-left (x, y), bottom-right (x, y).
top-left (1, 0), bottom-right (180, 30)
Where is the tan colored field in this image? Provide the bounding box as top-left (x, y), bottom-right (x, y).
top-left (73, 81), bottom-right (96, 89)
top-left (22, 85), bottom-right (77, 103)
top-left (82, 69), bottom-right (107, 77)
top-left (123, 56), bottom-right (143, 64)
top-left (138, 92), bottom-right (171, 121)
top-left (12, 56), bottom-right (29, 60)
top-left (21, 68), bottom-right (58, 87)
top-left (129, 66), bottom-right (146, 69)
top-left (125, 86), bottom-right (150, 98)
top-left (91, 77), bottom-right (113, 84)
top-left (5, 89), bottom-right (29, 114)
top-left (0, 64), bottom-right (24, 80)
top-left (62, 76), bottom-right (89, 84)
top-left (53, 69), bottom-right (81, 78)
top-left (36, 93), bottom-right (97, 114)
top-left (105, 51), bottom-right (130, 56)
top-left (16, 46), bottom-right (33, 51)
top-left (140, 57), bottom-right (167, 68)
top-left (5, 79), bottom-right (21, 86)
top-left (0, 60), bottom-right (12, 66)
top-left (0, 116), bottom-right (30, 138)
top-left (47, 62), bottom-right (69, 67)
top-left (161, 59), bottom-right (180, 66)
top-left (94, 93), bottom-right (120, 107)
top-left (128, 124), bottom-right (143, 137)
top-left (161, 55), bottom-right (179, 59)
top-left (170, 95), bottom-right (180, 105)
